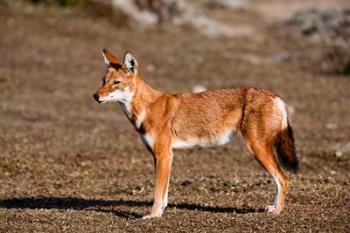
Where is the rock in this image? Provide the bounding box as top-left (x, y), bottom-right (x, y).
top-left (288, 105), bottom-right (296, 116)
top-left (110, 0), bottom-right (234, 38)
top-left (335, 150), bottom-right (343, 158)
top-left (192, 85), bottom-right (207, 93)
top-left (223, 180), bottom-right (236, 187)
top-left (146, 64), bottom-right (155, 72)
top-left (206, 0), bottom-right (249, 9)
top-left (326, 123), bottom-right (338, 130)
top-left (333, 142), bottom-right (350, 158)
top-left (181, 179), bottom-right (193, 186)
top-left (285, 7), bottom-right (350, 75)
top-left (286, 7), bottom-right (350, 46)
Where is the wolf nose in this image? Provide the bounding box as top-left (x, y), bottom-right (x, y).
top-left (93, 93), bottom-right (100, 102)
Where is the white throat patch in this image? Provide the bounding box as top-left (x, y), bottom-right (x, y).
top-left (99, 87), bottom-right (134, 117)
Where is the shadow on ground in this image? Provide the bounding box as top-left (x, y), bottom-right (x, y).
top-left (0, 197), bottom-right (264, 219)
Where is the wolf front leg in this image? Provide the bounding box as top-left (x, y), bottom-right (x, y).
top-left (143, 135), bottom-right (173, 219)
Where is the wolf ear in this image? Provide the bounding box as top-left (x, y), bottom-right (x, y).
top-left (123, 51), bottom-right (138, 74)
top-left (101, 49), bottom-right (120, 68)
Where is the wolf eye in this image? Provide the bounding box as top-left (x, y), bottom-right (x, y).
top-left (113, 80), bottom-right (121, 85)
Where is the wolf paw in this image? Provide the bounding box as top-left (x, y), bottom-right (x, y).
top-left (265, 205), bottom-right (282, 215)
top-left (142, 214), bottom-right (162, 220)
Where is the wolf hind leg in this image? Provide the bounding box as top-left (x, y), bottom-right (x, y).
top-left (244, 140), bottom-right (288, 214)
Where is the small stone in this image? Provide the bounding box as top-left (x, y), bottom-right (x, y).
top-left (209, 0), bottom-right (249, 9)
top-left (288, 105), bottom-right (296, 116)
top-left (192, 85), bottom-right (207, 93)
top-left (334, 142), bottom-right (350, 157)
top-left (146, 64), bottom-right (155, 72)
top-left (335, 150), bottom-right (343, 158)
top-left (181, 179), bottom-right (193, 186)
top-left (326, 123), bottom-right (337, 129)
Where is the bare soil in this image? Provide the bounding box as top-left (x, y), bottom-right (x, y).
top-left (0, 1), bottom-right (349, 232)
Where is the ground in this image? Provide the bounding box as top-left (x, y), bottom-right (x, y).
top-left (0, 1), bottom-right (349, 232)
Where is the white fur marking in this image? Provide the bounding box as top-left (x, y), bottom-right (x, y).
top-left (172, 139), bottom-right (197, 149)
top-left (140, 133), bottom-right (154, 149)
top-left (102, 53), bottom-right (110, 66)
top-left (274, 97), bottom-right (288, 129)
top-left (172, 130), bottom-right (234, 149)
top-left (124, 52), bottom-right (137, 72)
top-left (272, 174), bottom-right (281, 208)
top-left (120, 102), bottom-right (132, 118)
top-left (217, 130), bottom-right (233, 145)
top-left (99, 87), bottom-right (134, 117)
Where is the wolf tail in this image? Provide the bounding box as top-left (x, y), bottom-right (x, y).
top-left (275, 122), bottom-right (299, 173)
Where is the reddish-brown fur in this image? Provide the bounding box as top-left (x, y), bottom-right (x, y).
top-left (93, 50), bottom-right (298, 218)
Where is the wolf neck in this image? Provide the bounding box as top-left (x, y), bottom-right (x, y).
top-left (119, 75), bottom-right (162, 124)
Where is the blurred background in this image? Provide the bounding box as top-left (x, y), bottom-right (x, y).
top-left (0, 0), bottom-right (349, 232)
